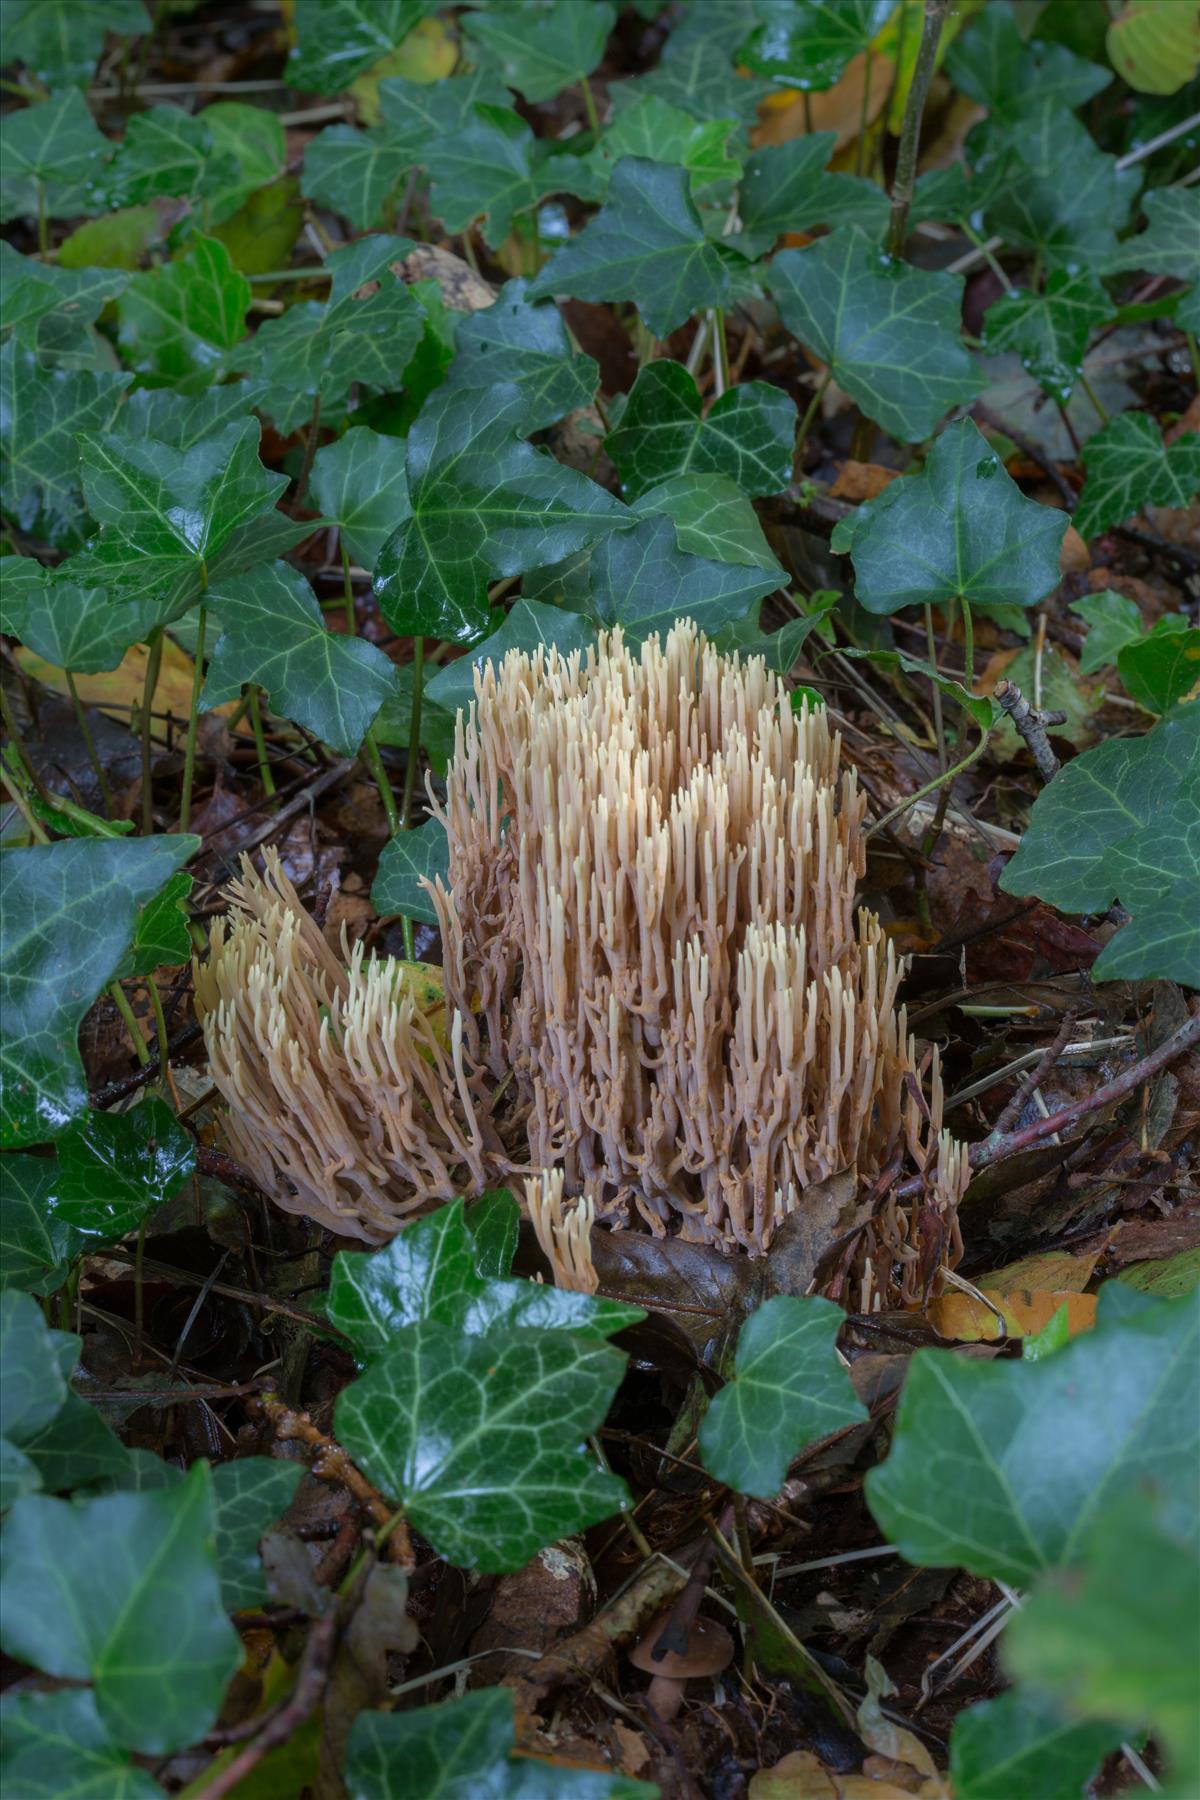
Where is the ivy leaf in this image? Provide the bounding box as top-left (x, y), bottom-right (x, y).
top-left (462, 0), bottom-right (616, 104)
top-left (120, 869), bottom-right (194, 977)
top-left (0, 344), bottom-right (130, 549)
top-left (1000, 704), bottom-right (1200, 984)
top-left (376, 65), bottom-right (511, 144)
top-left (287, 0), bottom-right (436, 94)
top-left (102, 104), bottom-right (215, 206)
top-left (840, 645), bottom-right (995, 733)
top-left (590, 95), bottom-right (743, 198)
top-left (949, 1690), bottom-right (1120, 1800)
top-left (0, 835), bottom-right (198, 1149)
top-left (425, 104), bottom-right (561, 251)
top-left (115, 235), bottom-right (250, 389)
top-left (834, 419), bottom-right (1066, 616)
top-left (335, 1321), bottom-right (627, 1571)
top-left (0, 1155), bottom-right (84, 1296)
top-left (444, 278), bottom-right (598, 435)
top-left (328, 1198), bottom-right (642, 1359)
top-left (1104, 187), bottom-right (1200, 279)
top-left (1005, 1493), bottom-right (1200, 1791)
top-left (203, 562), bottom-right (398, 756)
top-left (864, 1284), bottom-right (1200, 1585)
top-left (210, 1459), bottom-right (304, 1612)
top-left (370, 663), bottom-right (456, 771)
top-left (737, 133), bottom-right (887, 251)
top-left (55, 1096), bottom-right (196, 1240)
top-left (466, 1190), bottom-right (520, 1280)
top-left (373, 382), bottom-right (627, 643)
top-left (114, 382), bottom-right (265, 449)
top-left (528, 158), bottom-right (731, 340)
top-left (371, 817), bottom-right (449, 927)
top-left (310, 426), bottom-right (410, 572)
top-left (244, 234), bottom-right (421, 433)
top-left (1118, 620), bottom-right (1200, 715)
top-left (698, 1296), bottom-right (867, 1498)
top-left (0, 1687), bottom-right (166, 1800)
top-left (0, 561), bottom-right (154, 675)
top-left (1071, 588), bottom-right (1144, 674)
top-left (739, 0), bottom-right (899, 90)
top-left (425, 598), bottom-right (596, 720)
top-left (982, 272), bottom-right (1111, 407)
top-left (973, 101), bottom-right (1142, 271)
top-left (1074, 410), bottom-right (1200, 540)
top-left (612, 6), bottom-right (771, 128)
top-left (606, 359), bottom-right (796, 500)
top-left (945, 2), bottom-right (1111, 118)
top-left (589, 515), bottom-right (781, 643)
top-left (346, 1688), bottom-right (654, 1800)
top-left (634, 473), bottom-right (783, 571)
top-left (301, 123), bottom-right (414, 231)
top-left (768, 230), bottom-right (981, 442)
top-left (0, 89), bottom-right (111, 222)
top-left (0, 242), bottom-right (128, 364)
top-left (5, 0), bottom-right (150, 91)
top-left (200, 100), bottom-right (285, 221)
top-left (0, 1291), bottom-right (70, 1489)
top-left (0, 1464), bottom-right (241, 1754)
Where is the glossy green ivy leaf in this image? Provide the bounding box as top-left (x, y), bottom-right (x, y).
top-left (200, 100), bottom-right (285, 222)
top-left (589, 515), bottom-right (781, 642)
top-left (0, 344), bottom-right (130, 549)
top-left (0, 89), bottom-right (111, 222)
top-left (736, 593), bottom-right (838, 673)
top-left (426, 598), bottom-right (596, 720)
top-left (1103, 186), bottom-right (1200, 279)
top-left (736, 132), bottom-right (887, 252)
top-left (101, 104), bottom-right (216, 207)
top-left (373, 382), bottom-right (626, 643)
top-left (204, 561), bottom-right (398, 756)
top-left (55, 1096), bottom-right (196, 1240)
top-left (528, 157), bottom-right (731, 339)
top-left (0, 1155), bottom-right (84, 1296)
top-left (739, 0), bottom-right (898, 90)
top-left (329, 1198), bottom-right (642, 1359)
top-left (244, 234), bottom-right (421, 433)
top-left (634, 472), bottom-right (782, 571)
top-left (310, 426), bottom-right (410, 573)
top-left (0, 560), bottom-right (154, 675)
top-left (1074, 410), bottom-right (1200, 540)
top-left (945, 1), bottom-right (1111, 118)
top-left (120, 869), bottom-right (194, 978)
top-left (287, 0), bottom-right (436, 94)
top-left (840, 646), bottom-right (995, 732)
top-left (0, 1463), bottom-right (241, 1754)
top-left (114, 382), bottom-right (265, 449)
top-left (4, 0), bottom-right (150, 91)
top-left (335, 1319), bottom-right (628, 1571)
top-left (465, 1189), bottom-right (520, 1281)
top-left (1007, 1493), bottom-right (1199, 1791)
top-left (209, 1458), bottom-right (304, 1612)
top-left (973, 100), bottom-right (1142, 271)
top-left (346, 1688), bottom-right (655, 1800)
top-left (768, 230), bottom-right (981, 442)
top-left (0, 241), bottom-right (128, 365)
top-left (444, 278), bottom-right (598, 435)
top-left (834, 419), bottom-right (1066, 615)
top-left (301, 122), bottom-right (415, 231)
top-left (1118, 619), bottom-right (1200, 715)
top-left (77, 415), bottom-right (287, 612)
top-left (20, 1383), bottom-right (130, 1496)
top-left (0, 835), bottom-right (197, 1148)
top-left (1071, 588), bottom-right (1144, 674)
top-left (0, 1289), bottom-right (71, 1504)
top-left (590, 95), bottom-right (742, 197)
top-left (116, 234), bottom-right (250, 388)
top-left (371, 816), bottom-right (449, 926)
top-left (865, 1284), bottom-right (1200, 1585)
top-left (462, 0), bottom-right (615, 104)
top-left (611, 6), bottom-right (771, 127)
top-left (982, 272), bottom-right (1110, 407)
top-left (698, 1295), bottom-right (867, 1498)
top-left (607, 359), bottom-right (796, 500)
top-left (949, 1690), bottom-right (1119, 1800)
top-left (0, 1686), bottom-right (166, 1800)
top-left (1000, 703), bottom-right (1200, 984)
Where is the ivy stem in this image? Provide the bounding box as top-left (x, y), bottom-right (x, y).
top-left (36, 179), bottom-right (48, 256)
top-left (133, 1218), bottom-right (147, 1365)
top-left (139, 627), bottom-right (165, 835)
top-left (147, 977), bottom-right (180, 1106)
top-left (178, 602), bottom-right (207, 833)
top-left (579, 72), bottom-right (600, 135)
top-left (109, 979), bottom-right (151, 1065)
top-left (855, 46), bottom-right (872, 178)
top-left (247, 687), bottom-right (277, 798)
top-left (923, 602), bottom-right (947, 772)
top-left (341, 538), bottom-right (356, 637)
top-left (793, 371), bottom-right (832, 476)
top-left (886, 0), bottom-right (950, 259)
top-left (711, 308), bottom-right (731, 396)
top-left (66, 671), bottom-right (115, 816)
top-left (361, 731), bottom-right (400, 835)
top-left (1078, 369), bottom-right (1110, 426)
top-left (960, 594), bottom-right (975, 694)
top-left (866, 720), bottom-right (990, 838)
top-left (0, 747), bottom-right (50, 843)
top-left (401, 636), bottom-right (425, 831)
top-left (292, 394), bottom-right (322, 514)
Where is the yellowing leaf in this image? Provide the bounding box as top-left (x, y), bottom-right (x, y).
top-left (350, 18), bottom-right (458, 124)
top-left (1107, 0), bottom-right (1200, 94)
top-left (755, 50), bottom-right (895, 152)
top-left (928, 1288), bottom-right (1097, 1342)
top-left (980, 1248), bottom-right (1100, 1296)
top-left (14, 637), bottom-right (237, 742)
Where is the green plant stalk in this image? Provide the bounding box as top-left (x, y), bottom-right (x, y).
top-left (866, 720), bottom-right (990, 838)
top-left (886, 0), bottom-right (950, 259)
top-left (65, 670), bottom-right (115, 816)
top-left (401, 636), bottom-right (425, 831)
top-left (178, 603), bottom-right (207, 833)
top-left (247, 686), bottom-right (277, 798)
top-left (340, 539), bottom-right (356, 638)
top-left (35, 179), bottom-right (48, 256)
top-left (579, 72), bottom-right (600, 135)
top-left (0, 748), bottom-right (50, 844)
top-left (1078, 369), bottom-right (1109, 426)
top-left (110, 979), bottom-right (151, 1066)
top-left (923, 603), bottom-right (947, 771)
top-left (361, 729), bottom-right (400, 835)
top-left (292, 394), bottom-right (322, 514)
top-left (794, 371), bottom-right (832, 475)
top-left (1188, 331), bottom-right (1199, 388)
top-left (960, 594), bottom-right (975, 694)
top-left (133, 1217), bottom-right (147, 1363)
top-left (855, 46), bottom-right (872, 178)
top-left (712, 307), bottom-right (731, 396)
top-left (147, 977), bottom-right (171, 1084)
top-left (139, 627), bottom-right (165, 834)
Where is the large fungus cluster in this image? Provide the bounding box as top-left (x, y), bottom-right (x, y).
top-left (197, 622), bottom-right (967, 1306)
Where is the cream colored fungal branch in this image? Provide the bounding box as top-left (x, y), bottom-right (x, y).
top-left (199, 623), bottom-right (967, 1302)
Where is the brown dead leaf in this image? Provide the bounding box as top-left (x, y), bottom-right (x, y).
top-left (830, 461), bottom-right (900, 502)
top-left (927, 1288), bottom-right (1097, 1342)
top-left (749, 1750), bottom-right (945, 1800)
top-left (754, 50), bottom-right (895, 151)
top-left (1165, 393), bottom-right (1200, 446)
top-left (611, 1721), bottom-right (653, 1778)
top-left (1059, 525), bottom-right (1090, 573)
top-left (467, 1540), bottom-right (595, 1684)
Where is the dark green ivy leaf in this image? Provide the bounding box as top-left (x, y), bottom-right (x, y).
top-left (301, 123), bottom-right (414, 232)
top-left (0, 559), bottom-right (154, 675)
top-left (528, 157), bottom-right (732, 339)
top-left (768, 229), bottom-right (981, 442)
top-left (833, 418), bottom-right (1067, 615)
top-left (311, 426), bottom-right (410, 572)
top-left (120, 868), bottom-right (195, 977)
top-left (0, 1155), bottom-right (84, 1296)
top-left (0, 343), bottom-right (130, 549)
top-left (0, 1289), bottom-right (71, 1507)
top-left (982, 271), bottom-right (1111, 407)
top-left (444, 278), bottom-right (598, 434)
top-left (739, 0), bottom-right (898, 91)
top-left (589, 95), bottom-right (743, 198)
top-left (0, 1687), bottom-right (166, 1800)
top-left (1117, 619), bottom-right (1200, 716)
top-left (1103, 186), bottom-right (1200, 280)
top-left (55, 1095), bottom-right (196, 1240)
top-left (972, 101), bottom-right (1142, 272)
top-left (286, 0), bottom-right (437, 95)
top-left (736, 132), bottom-right (888, 253)
top-left (101, 104), bottom-right (217, 207)
top-left (116, 234), bottom-right (250, 388)
top-left (425, 103), bottom-right (563, 251)
top-left (610, 5), bottom-right (770, 129)
top-left (0, 89), bottom-right (111, 223)
top-left (945, 1), bottom-right (1111, 119)
top-left (425, 598), bottom-right (596, 720)
top-left (4, 0), bottom-right (150, 92)
top-left (1071, 588), bottom-right (1144, 675)
top-left (371, 817), bottom-right (449, 927)
top-left (589, 515), bottom-right (782, 643)
top-left (209, 1459), bottom-right (304, 1612)
top-left (949, 1690), bottom-right (1119, 1800)
top-left (633, 472), bottom-right (782, 571)
top-left (0, 241), bottom-right (128, 365)
top-left (606, 358), bottom-right (796, 499)
top-left (0, 835), bottom-right (198, 1148)
top-left (1074, 410), bottom-right (1200, 540)
top-left (462, 0), bottom-right (616, 104)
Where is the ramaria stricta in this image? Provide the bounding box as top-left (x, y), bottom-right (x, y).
top-left (196, 622), bottom-right (967, 1308)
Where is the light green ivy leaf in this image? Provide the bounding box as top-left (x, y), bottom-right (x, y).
top-left (1074, 410), bottom-right (1200, 540)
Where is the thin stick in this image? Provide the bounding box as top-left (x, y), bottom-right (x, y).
top-left (66, 671), bottom-right (115, 815)
top-left (711, 308), bottom-right (730, 397)
top-left (794, 371), bottom-right (831, 474)
top-left (886, 0), bottom-right (950, 258)
top-left (178, 604), bottom-right (207, 832)
top-left (140, 628), bottom-right (164, 834)
top-left (994, 677), bottom-right (1063, 783)
top-left (989, 1007), bottom-right (1080, 1140)
top-left (0, 753), bottom-right (50, 843)
top-left (247, 687), bottom-right (277, 798)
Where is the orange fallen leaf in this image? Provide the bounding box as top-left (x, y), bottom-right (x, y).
top-left (928, 1288), bottom-right (1097, 1342)
top-left (979, 1248), bottom-right (1100, 1296)
top-left (830, 460), bottom-right (901, 503)
top-left (754, 50), bottom-right (896, 152)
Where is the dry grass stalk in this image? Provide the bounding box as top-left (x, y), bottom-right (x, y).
top-left (199, 623), bottom-right (967, 1300)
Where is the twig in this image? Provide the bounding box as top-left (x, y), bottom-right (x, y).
top-left (250, 1393), bottom-right (415, 1569)
top-left (970, 1011), bottom-right (1200, 1170)
top-left (886, 0), bottom-right (950, 258)
top-left (994, 678), bottom-right (1065, 783)
top-left (973, 404), bottom-right (1077, 511)
top-left (988, 1006), bottom-right (1080, 1140)
top-left (1111, 521), bottom-right (1200, 578)
top-left (90, 1021), bottom-right (205, 1108)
